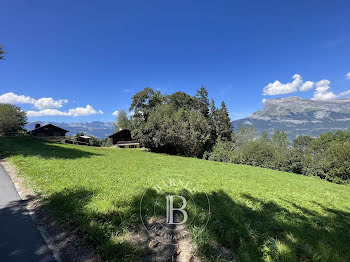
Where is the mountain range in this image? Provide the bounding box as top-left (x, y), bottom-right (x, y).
top-left (232, 96), bottom-right (350, 139)
top-left (26, 97), bottom-right (350, 139)
top-left (25, 121), bottom-right (115, 138)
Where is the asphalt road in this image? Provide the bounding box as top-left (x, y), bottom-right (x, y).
top-left (0, 164), bottom-right (55, 262)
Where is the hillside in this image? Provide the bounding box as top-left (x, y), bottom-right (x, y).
top-left (1, 137), bottom-right (350, 261)
top-left (233, 97), bottom-right (350, 138)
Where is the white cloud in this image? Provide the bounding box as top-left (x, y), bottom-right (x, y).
top-left (312, 80), bottom-right (337, 100)
top-left (27, 105), bottom-right (103, 117)
top-left (0, 92), bottom-right (68, 109)
top-left (0, 92), bottom-right (103, 117)
top-left (68, 105), bottom-right (103, 117)
top-left (0, 92), bottom-right (35, 104)
top-left (26, 109), bottom-right (68, 117)
top-left (338, 89), bottom-right (350, 97)
top-left (346, 72), bottom-right (350, 80)
top-left (263, 73), bottom-right (350, 100)
top-left (112, 110), bottom-right (119, 116)
top-left (34, 97), bottom-right (68, 110)
top-left (300, 81), bottom-right (314, 92)
top-left (263, 74), bottom-right (303, 95)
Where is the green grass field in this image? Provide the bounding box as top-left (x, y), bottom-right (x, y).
top-left (1, 136), bottom-right (350, 261)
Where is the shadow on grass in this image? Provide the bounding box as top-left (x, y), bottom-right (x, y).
top-left (0, 136), bottom-right (102, 159)
top-left (39, 188), bottom-right (350, 262)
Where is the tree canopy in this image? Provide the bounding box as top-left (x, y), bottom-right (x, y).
top-left (0, 104), bottom-right (27, 135)
top-left (129, 87), bottom-right (232, 157)
top-left (113, 110), bottom-right (132, 132)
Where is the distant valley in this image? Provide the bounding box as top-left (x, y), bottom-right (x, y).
top-left (26, 121), bottom-right (115, 138)
top-left (26, 97), bottom-right (350, 139)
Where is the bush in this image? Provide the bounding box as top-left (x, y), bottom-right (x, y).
top-left (233, 139), bottom-right (277, 169)
top-left (207, 129), bottom-right (350, 184)
top-left (208, 141), bottom-right (234, 162)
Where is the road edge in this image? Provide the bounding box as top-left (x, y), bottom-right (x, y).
top-left (0, 159), bottom-right (102, 262)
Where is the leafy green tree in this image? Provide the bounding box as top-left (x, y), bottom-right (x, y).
top-left (113, 110), bottom-right (132, 131)
top-left (128, 87), bottom-right (229, 157)
top-left (0, 45), bottom-right (5, 60)
top-left (167, 91), bottom-right (194, 111)
top-left (102, 137), bottom-right (113, 147)
top-left (259, 132), bottom-right (271, 143)
top-left (140, 104), bottom-right (211, 157)
top-left (234, 125), bottom-right (257, 148)
top-left (89, 136), bottom-right (103, 147)
top-left (208, 140), bottom-right (234, 162)
top-left (187, 109), bottom-right (211, 156)
top-left (272, 130), bottom-right (288, 148)
top-left (234, 139), bottom-right (276, 168)
top-left (293, 135), bottom-right (313, 152)
top-left (0, 104), bottom-right (27, 135)
top-left (130, 87), bottom-right (164, 141)
top-left (323, 142), bottom-right (350, 182)
top-left (130, 87), bottom-right (164, 122)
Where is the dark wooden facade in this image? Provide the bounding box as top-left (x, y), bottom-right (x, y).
top-left (108, 129), bottom-right (133, 145)
top-left (28, 124), bottom-right (68, 137)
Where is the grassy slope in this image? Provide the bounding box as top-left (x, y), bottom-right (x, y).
top-left (1, 136), bottom-right (350, 261)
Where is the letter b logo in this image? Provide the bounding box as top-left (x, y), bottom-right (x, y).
top-left (166, 195), bottom-right (188, 225)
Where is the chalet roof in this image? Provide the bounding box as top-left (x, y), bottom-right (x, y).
top-left (108, 129), bottom-right (131, 138)
top-left (29, 124), bottom-right (69, 133)
top-left (79, 135), bottom-right (91, 139)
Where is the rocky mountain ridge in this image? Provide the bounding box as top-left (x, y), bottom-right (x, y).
top-left (232, 97), bottom-right (350, 138)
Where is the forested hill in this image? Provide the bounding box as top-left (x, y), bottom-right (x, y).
top-left (232, 96), bottom-right (350, 138)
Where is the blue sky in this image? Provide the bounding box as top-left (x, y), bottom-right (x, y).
top-left (1, 0), bottom-right (350, 122)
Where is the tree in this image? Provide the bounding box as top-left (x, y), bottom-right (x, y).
top-left (272, 130), bottom-right (288, 148)
top-left (167, 91), bottom-right (194, 111)
top-left (234, 125), bottom-right (257, 148)
top-left (128, 87), bottom-right (229, 157)
top-left (195, 86), bottom-right (210, 117)
top-left (259, 132), bottom-right (271, 143)
top-left (293, 135), bottom-right (313, 152)
top-left (0, 45), bottom-right (5, 60)
top-left (129, 87), bottom-right (164, 122)
top-left (113, 110), bottom-right (132, 131)
top-left (208, 98), bottom-right (218, 148)
top-left (187, 109), bottom-right (211, 156)
top-left (215, 101), bottom-right (232, 141)
top-left (323, 142), bottom-right (350, 182)
top-left (0, 104), bottom-right (27, 135)
top-left (235, 139), bottom-right (276, 168)
top-left (130, 87), bottom-right (164, 141)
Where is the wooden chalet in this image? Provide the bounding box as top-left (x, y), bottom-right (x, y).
top-left (108, 129), bottom-right (140, 148)
top-left (27, 123), bottom-right (69, 137)
top-left (75, 135), bottom-right (91, 145)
